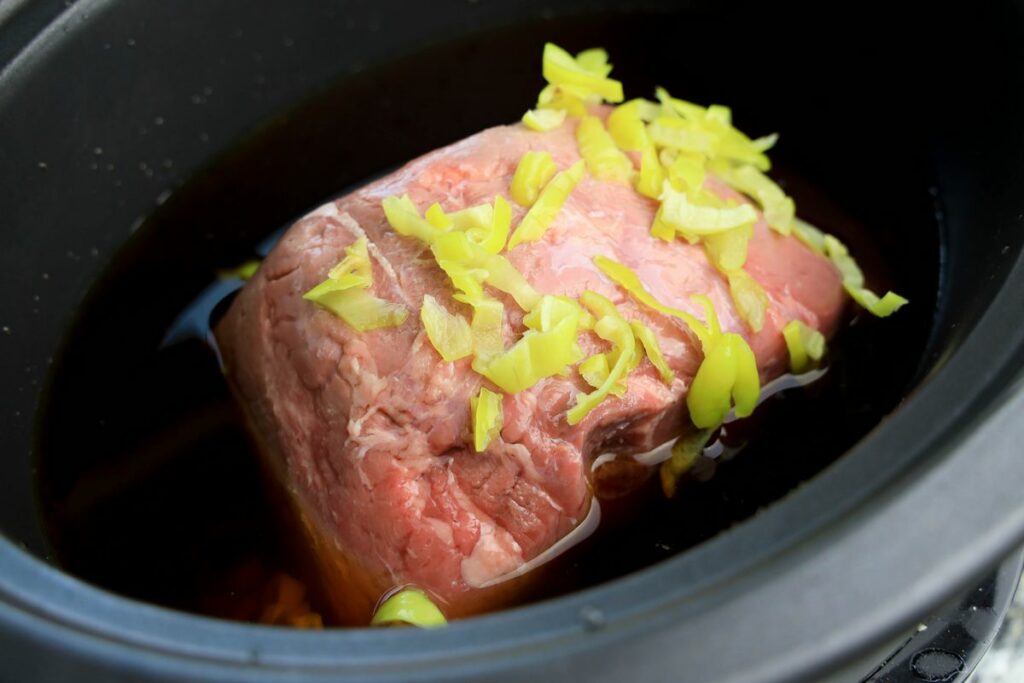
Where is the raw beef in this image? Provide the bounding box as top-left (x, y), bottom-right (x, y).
top-left (215, 116), bottom-right (845, 623)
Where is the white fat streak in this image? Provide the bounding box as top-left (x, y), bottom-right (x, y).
top-left (591, 452), bottom-right (619, 472)
top-left (335, 210), bottom-right (414, 309)
top-left (630, 440), bottom-right (676, 467)
top-left (461, 522), bottom-right (524, 589)
top-left (445, 469), bottom-right (524, 588)
top-left (501, 443), bottom-right (563, 513)
top-left (475, 498), bottom-right (602, 588)
top-left (303, 201), bottom-right (340, 220)
top-left (424, 517), bottom-right (454, 546)
top-left (754, 367), bottom-right (828, 409)
top-left (348, 403), bottom-right (376, 439)
top-left (356, 464), bottom-right (372, 491)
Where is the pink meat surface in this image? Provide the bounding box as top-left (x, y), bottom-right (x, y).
top-left (216, 117), bottom-right (846, 623)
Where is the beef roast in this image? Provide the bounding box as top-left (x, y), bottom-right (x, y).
top-left (215, 116), bottom-right (846, 623)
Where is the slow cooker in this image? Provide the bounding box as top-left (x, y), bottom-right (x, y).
top-left (1, 1), bottom-right (1023, 681)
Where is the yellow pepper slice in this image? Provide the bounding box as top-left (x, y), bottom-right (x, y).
top-left (576, 115), bottom-right (634, 183)
top-left (436, 259), bottom-right (506, 361)
top-left (507, 160), bottom-right (585, 249)
top-left (382, 195), bottom-right (445, 245)
top-left (475, 314), bottom-right (582, 394)
top-left (606, 99), bottom-right (664, 198)
top-left (727, 269), bottom-right (770, 333)
top-left (636, 144), bottom-right (666, 200)
top-left (648, 116), bottom-right (716, 154)
top-left (305, 288), bottom-right (409, 331)
top-left (712, 162), bottom-right (794, 235)
top-left (523, 295), bottom-right (586, 332)
top-left (667, 152), bottom-right (707, 193)
top-left (420, 294), bottom-right (473, 362)
top-left (593, 255), bottom-right (712, 351)
top-left (481, 253), bottom-right (542, 311)
top-left (430, 198), bottom-right (511, 255)
top-left (217, 259), bottom-right (261, 281)
top-left (705, 104), bottom-right (732, 125)
top-left (703, 223), bottom-right (753, 272)
top-left (579, 353), bottom-right (626, 397)
top-left (578, 353), bottom-right (609, 389)
top-left (660, 428), bottom-right (713, 498)
top-left (522, 107), bottom-right (568, 132)
top-left (575, 47), bottom-right (613, 77)
top-left (727, 332), bottom-right (759, 418)
top-left (432, 231), bottom-right (541, 310)
top-left (510, 151), bottom-right (558, 208)
top-left (630, 320), bottom-right (675, 385)
top-left (470, 387), bottom-right (504, 452)
top-left (474, 293), bottom-right (583, 390)
top-left (691, 294), bottom-right (722, 341)
top-left (847, 287), bottom-right (908, 317)
top-left (370, 589), bottom-right (446, 628)
top-left (436, 258), bottom-right (486, 301)
top-left (607, 99), bottom-right (654, 150)
top-left (792, 217), bottom-right (827, 254)
top-left (449, 204), bottom-right (494, 231)
top-left (479, 196), bottom-right (511, 254)
top-left (425, 203), bottom-right (453, 230)
top-left (536, 84), bottom-right (589, 117)
top-left (714, 128), bottom-right (772, 171)
top-left (686, 331), bottom-right (759, 428)
top-left (650, 86), bottom-right (773, 170)
top-left (823, 234), bottom-right (908, 317)
top-left (751, 133), bottom-right (779, 153)
top-left (567, 291), bottom-right (636, 425)
top-left (542, 43), bottom-right (624, 104)
top-left (783, 320), bottom-right (826, 373)
top-left (454, 290), bottom-right (506, 362)
top-left (304, 238), bottom-right (409, 331)
top-left (654, 86), bottom-right (707, 121)
top-left (304, 238), bottom-right (372, 298)
top-left (326, 239), bottom-right (370, 287)
top-left (659, 181), bottom-right (758, 236)
top-left (649, 205), bottom-right (675, 242)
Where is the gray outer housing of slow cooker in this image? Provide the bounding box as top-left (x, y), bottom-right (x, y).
top-left (1, 1), bottom-right (1024, 682)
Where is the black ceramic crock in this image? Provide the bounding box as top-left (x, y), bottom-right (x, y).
top-left (1, 1), bottom-right (1023, 681)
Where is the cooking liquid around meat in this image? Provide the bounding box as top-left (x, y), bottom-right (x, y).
top-left (33, 24), bottom-right (937, 626)
top-left (34, 197), bottom-right (927, 626)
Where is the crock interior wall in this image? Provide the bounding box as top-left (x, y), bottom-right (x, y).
top-left (1, 0), bottom-right (1021, 580)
